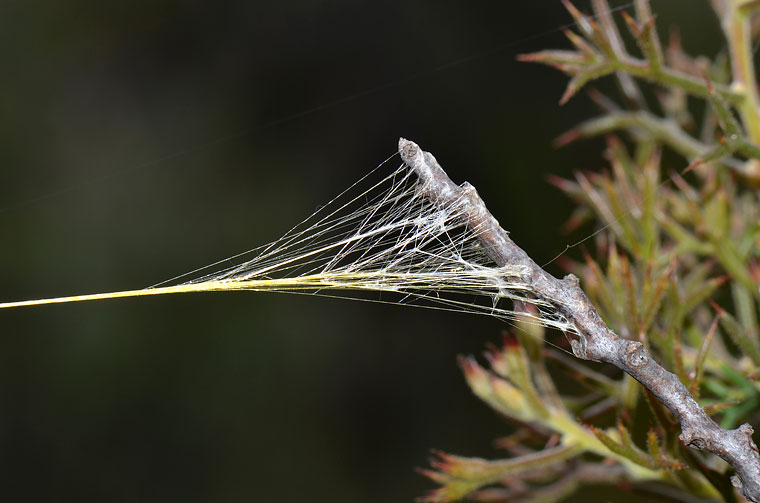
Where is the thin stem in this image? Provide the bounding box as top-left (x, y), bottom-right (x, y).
top-left (518, 54), bottom-right (744, 104)
top-left (621, 58), bottom-right (744, 103)
top-left (561, 111), bottom-right (760, 179)
top-left (591, 0), bottom-right (646, 108)
top-left (725, 0), bottom-right (760, 143)
top-left (566, 111), bottom-right (711, 158)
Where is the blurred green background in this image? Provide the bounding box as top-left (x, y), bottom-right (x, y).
top-left (0, 1), bottom-right (724, 501)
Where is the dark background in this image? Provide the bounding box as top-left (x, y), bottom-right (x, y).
top-left (0, 1), bottom-right (723, 502)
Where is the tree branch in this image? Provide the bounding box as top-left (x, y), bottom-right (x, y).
top-left (398, 137), bottom-right (760, 503)
top-left (554, 111), bottom-right (759, 179)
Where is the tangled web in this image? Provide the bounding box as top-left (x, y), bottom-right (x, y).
top-left (0, 148), bottom-right (575, 341)
top-left (157, 154), bottom-right (575, 335)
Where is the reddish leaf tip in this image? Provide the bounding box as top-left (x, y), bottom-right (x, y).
top-left (554, 128), bottom-right (582, 147)
top-left (415, 467), bottom-right (438, 479)
top-left (709, 300), bottom-right (725, 315)
top-left (560, 0), bottom-right (575, 12)
top-left (701, 71), bottom-right (715, 94)
top-left (682, 158), bottom-right (703, 175)
top-left (714, 274), bottom-right (731, 286)
top-left (501, 332), bottom-right (519, 349)
top-left (516, 52), bottom-right (542, 63)
top-left (620, 11), bottom-right (640, 35)
top-left (559, 85), bottom-right (578, 105)
top-left (458, 355), bottom-right (481, 376)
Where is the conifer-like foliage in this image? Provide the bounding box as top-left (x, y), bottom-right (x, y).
top-left (420, 1), bottom-right (760, 501)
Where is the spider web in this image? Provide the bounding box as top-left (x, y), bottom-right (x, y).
top-left (0, 149), bottom-right (576, 347)
top-left (150, 153), bottom-right (575, 336)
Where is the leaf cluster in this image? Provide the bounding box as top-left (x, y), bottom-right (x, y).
top-left (421, 1), bottom-right (760, 501)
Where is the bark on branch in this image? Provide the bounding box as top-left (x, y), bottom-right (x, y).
top-left (398, 137), bottom-right (760, 502)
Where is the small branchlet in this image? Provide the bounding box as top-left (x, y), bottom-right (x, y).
top-left (518, 3), bottom-right (741, 105)
top-left (520, 0), bottom-right (760, 181)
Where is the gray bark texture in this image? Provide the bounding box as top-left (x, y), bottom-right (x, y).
top-left (398, 137), bottom-right (760, 502)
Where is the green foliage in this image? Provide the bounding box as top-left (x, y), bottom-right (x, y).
top-left (420, 1), bottom-right (760, 501)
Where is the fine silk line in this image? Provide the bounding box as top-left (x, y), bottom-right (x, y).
top-left (540, 158), bottom-right (711, 269)
top-left (0, 154), bottom-right (578, 355)
top-left (0, 1), bottom-right (640, 215)
top-left (148, 150), bottom-right (403, 288)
